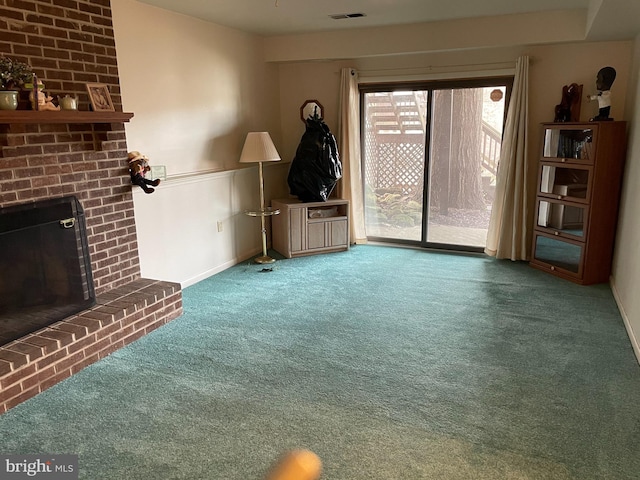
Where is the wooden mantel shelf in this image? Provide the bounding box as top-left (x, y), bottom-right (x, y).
top-left (0, 111), bottom-right (134, 124)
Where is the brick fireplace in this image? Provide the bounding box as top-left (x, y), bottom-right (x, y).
top-left (0, 0), bottom-right (183, 413)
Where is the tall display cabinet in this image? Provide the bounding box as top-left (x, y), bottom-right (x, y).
top-left (530, 121), bottom-right (627, 285)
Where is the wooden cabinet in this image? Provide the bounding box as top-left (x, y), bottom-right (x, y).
top-left (530, 121), bottom-right (627, 284)
top-left (271, 198), bottom-right (349, 258)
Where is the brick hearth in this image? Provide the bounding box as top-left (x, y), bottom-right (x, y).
top-left (0, 0), bottom-right (184, 413)
top-left (0, 279), bottom-right (182, 414)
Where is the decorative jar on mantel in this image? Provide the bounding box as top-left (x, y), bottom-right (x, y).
top-left (0, 90), bottom-right (19, 110)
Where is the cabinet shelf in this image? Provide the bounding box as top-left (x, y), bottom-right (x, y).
top-left (0, 111), bottom-right (134, 124)
top-left (308, 215), bottom-right (347, 224)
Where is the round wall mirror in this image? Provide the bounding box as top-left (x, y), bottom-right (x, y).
top-left (300, 99), bottom-right (323, 123)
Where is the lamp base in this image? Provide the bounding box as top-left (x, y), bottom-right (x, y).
top-left (255, 255), bottom-right (276, 264)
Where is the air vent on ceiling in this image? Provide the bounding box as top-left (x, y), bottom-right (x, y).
top-left (329, 13), bottom-right (366, 20)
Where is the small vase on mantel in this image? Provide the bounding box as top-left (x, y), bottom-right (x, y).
top-left (0, 90), bottom-right (19, 110)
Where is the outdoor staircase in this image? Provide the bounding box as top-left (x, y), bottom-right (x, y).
top-left (365, 91), bottom-right (427, 137)
top-left (364, 90), bottom-right (501, 178)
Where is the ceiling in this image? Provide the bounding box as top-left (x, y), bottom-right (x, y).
top-left (137, 0), bottom-right (640, 40)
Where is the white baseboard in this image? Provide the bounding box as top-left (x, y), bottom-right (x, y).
top-left (610, 277), bottom-right (640, 365)
top-left (179, 247), bottom-right (262, 288)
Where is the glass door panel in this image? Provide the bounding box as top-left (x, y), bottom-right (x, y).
top-left (427, 87), bottom-right (505, 247)
top-left (363, 91), bottom-right (427, 241)
top-left (539, 165), bottom-right (590, 201)
top-left (536, 199), bottom-right (586, 238)
top-left (533, 234), bottom-right (583, 274)
top-left (542, 128), bottom-right (595, 162)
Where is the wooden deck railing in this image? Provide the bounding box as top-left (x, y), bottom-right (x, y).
top-left (481, 122), bottom-right (501, 176)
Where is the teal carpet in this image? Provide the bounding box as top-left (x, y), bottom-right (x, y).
top-left (1, 245), bottom-right (639, 479)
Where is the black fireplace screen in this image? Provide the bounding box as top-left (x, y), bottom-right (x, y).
top-left (0, 196), bottom-right (96, 345)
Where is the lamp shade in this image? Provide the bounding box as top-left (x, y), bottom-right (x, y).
top-left (239, 132), bottom-right (281, 163)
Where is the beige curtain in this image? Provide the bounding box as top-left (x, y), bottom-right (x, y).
top-left (485, 56), bottom-right (531, 260)
top-left (338, 67), bottom-right (367, 244)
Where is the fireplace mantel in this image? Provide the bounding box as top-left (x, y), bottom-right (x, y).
top-left (0, 111), bottom-right (134, 124)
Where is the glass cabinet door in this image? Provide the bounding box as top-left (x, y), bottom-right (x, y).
top-left (538, 165), bottom-right (590, 202)
top-left (533, 234), bottom-right (583, 274)
top-left (536, 200), bottom-right (586, 238)
top-left (542, 128), bottom-right (595, 162)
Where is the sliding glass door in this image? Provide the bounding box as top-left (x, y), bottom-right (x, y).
top-left (362, 78), bottom-right (510, 251)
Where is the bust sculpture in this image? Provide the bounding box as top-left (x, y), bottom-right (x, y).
top-left (587, 66), bottom-right (616, 121)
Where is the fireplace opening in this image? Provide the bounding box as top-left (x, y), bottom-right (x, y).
top-left (0, 196), bottom-right (96, 346)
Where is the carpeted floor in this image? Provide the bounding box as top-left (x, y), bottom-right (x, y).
top-left (1, 245), bottom-right (639, 479)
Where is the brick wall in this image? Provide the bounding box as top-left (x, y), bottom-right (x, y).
top-left (0, 0), bottom-right (137, 294)
top-left (0, 1), bottom-right (184, 413)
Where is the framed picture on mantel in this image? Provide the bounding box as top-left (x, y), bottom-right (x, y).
top-left (85, 83), bottom-right (114, 112)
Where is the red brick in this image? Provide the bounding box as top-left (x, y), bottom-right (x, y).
top-left (35, 349), bottom-right (68, 370)
top-left (40, 368), bottom-right (71, 391)
top-left (21, 365), bottom-right (53, 391)
top-left (4, 341), bottom-right (44, 362)
top-left (121, 328), bottom-right (147, 346)
top-left (83, 336), bottom-right (111, 358)
top-left (54, 351), bottom-right (85, 374)
top-left (69, 355), bottom-right (93, 375)
top-left (0, 359), bottom-right (15, 380)
top-left (37, 3), bottom-right (65, 17)
top-left (6, 0), bottom-right (37, 13)
top-left (0, 383), bottom-right (22, 404)
top-left (25, 334), bottom-right (64, 354)
top-left (0, 363), bottom-right (36, 390)
top-left (0, 7), bottom-right (25, 20)
top-left (144, 319), bottom-right (166, 335)
top-left (67, 316), bottom-right (102, 334)
top-left (97, 320), bottom-right (123, 338)
top-left (67, 334), bottom-right (98, 355)
top-left (111, 323), bottom-right (134, 342)
top-left (51, 321), bottom-right (89, 339)
top-left (97, 341), bottom-right (121, 359)
top-left (5, 386), bottom-right (41, 410)
top-left (78, 309), bottom-right (116, 328)
top-left (0, 349), bottom-right (28, 370)
top-left (38, 329), bottom-right (75, 348)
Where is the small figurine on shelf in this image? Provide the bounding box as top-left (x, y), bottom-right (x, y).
top-left (587, 66), bottom-right (616, 121)
top-left (554, 83), bottom-right (582, 122)
top-left (28, 78), bottom-right (60, 111)
top-left (127, 151), bottom-right (161, 194)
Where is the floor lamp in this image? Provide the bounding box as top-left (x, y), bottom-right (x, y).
top-left (239, 132), bottom-right (281, 264)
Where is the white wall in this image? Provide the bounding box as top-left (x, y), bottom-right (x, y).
top-left (111, 0), bottom-right (288, 286)
top-left (611, 34), bottom-right (640, 362)
top-left (131, 164), bottom-right (289, 286)
top-left (112, 0), bottom-right (281, 175)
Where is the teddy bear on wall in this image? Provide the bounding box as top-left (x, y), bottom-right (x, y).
top-left (128, 151), bottom-right (161, 194)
